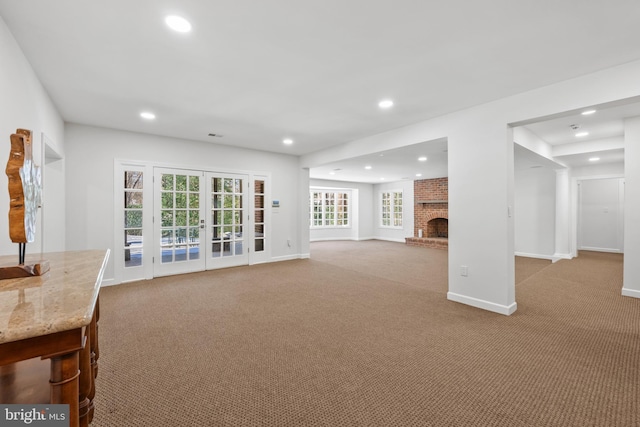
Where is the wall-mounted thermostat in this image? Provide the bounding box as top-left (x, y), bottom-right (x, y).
top-left (272, 200), bottom-right (280, 208)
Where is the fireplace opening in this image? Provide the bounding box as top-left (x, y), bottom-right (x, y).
top-left (427, 218), bottom-right (448, 238)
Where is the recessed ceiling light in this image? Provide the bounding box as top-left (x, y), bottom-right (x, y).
top-left (380, 177), bottom-right (385, 181)
top-left (283, 138), bottom-right (293, 145)
top-left (589, 157), bottom-right (600, 162)
top-left (418, 156), bottom-right (427, 162)
top-left (581, 110), bottom-right (596, 115)
top-left (416, 173), bottom-right (422, 177)
top-left (329, 171), bottom-right (336, 175)
top-left (378, 99), bottom-right (394, 109)
top-left (140, 112), bottom-right (156, 120)
top-left (575, 131), bottom-right (589, 137)
top-left (365, 165), bottom-right (372, 170)
top-left (165, 15), bottom-right (192, 33)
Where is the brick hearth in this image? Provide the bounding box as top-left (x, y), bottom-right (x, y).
top-left (405, 236), bottom-right (448, 249)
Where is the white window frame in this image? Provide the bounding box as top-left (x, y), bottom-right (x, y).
top-left (114, 159), bottom-right (271, 284)
top-left (380, 190), bottom-right (403, 228)
top-left (114, 161), bottom-right (154, 284)
top-left (310, 189), bottom-right (351, 228)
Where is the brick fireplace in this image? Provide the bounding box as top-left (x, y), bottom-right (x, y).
top-left (406, 177), bottom-right (448, 249)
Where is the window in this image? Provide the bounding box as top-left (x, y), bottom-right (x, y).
top-left (381, 191), bottom-right (402, 227)
top-left (254, 179), bottom-right (265, 252)
top-left (124, 170), bottom-right (144, 267)
top-left (310, 190), bottom-right (350, 227)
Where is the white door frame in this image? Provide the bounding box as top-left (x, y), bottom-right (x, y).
top-left (113, 159), bottom-right (271, 284)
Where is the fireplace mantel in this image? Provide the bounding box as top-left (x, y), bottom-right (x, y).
top-left (416, 200), bottom-right (448, 204)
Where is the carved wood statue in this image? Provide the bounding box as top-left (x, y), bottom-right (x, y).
top-left (1, 128), bottom-right (48, 279)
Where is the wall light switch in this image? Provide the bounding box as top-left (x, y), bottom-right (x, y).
top-left (460, 265), bottom-right (468, 277)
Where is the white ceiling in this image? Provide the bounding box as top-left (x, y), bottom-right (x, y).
top-left (2, 1), bottom-right (640, 182)
top-left (518, 98), bottom-right (640, 168)
top-left (311, 138), bottom-right (449, 183)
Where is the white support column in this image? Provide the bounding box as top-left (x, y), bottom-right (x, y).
top-left (622, 116), bottom-right (640, 298)
top-left (447, 119), bottom-right (516, 315)
top-left (553, 168), bottom-right (572, 261)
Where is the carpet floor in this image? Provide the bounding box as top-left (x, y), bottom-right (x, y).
top-left (92, 241), bottom-right (638, 426)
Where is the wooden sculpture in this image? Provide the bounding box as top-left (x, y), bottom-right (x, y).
top-left (1, 128), bottom-right (49, 279)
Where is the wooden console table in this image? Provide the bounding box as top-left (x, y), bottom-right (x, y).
top-left (0, 250), bottom-right (109, 427)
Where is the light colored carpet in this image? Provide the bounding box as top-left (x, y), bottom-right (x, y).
top-left (92, 241), bottom-right (638, 426)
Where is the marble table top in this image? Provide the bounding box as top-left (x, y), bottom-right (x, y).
top-left (0, 250), bottom-right (109, 344)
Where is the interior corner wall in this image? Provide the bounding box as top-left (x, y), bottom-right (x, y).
top-left (297, 166), bottom-right (311, 258)
top-left (514, 166), bottom-right (556, 258)
top-left (373, 180), bottom-right (414, 242)
top-left (0, 16), bottom-right (65, 256)
top-left (64, 123), bottom-right (301, 281)
top-left (309, 179), bottom-right (374, 241)
top-left (623, 117), bottom-right (640, 298)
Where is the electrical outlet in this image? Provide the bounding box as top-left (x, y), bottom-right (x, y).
top-left (460, 266), bottom-right (468, 277)
top-left (287, 239), bottom-right (291, 247)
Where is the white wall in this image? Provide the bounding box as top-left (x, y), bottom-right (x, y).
top-left (514, 166), bottom-right (556, 258)
top-left (373, 180), bottom-right (414, 242)
top-left (0, 16), bottom-right (65, 256)
top-left (578, 178), bottom-right (624, 252)
top-left (570, 161), bottom-right (624, 258)
top-left (571, 162), bottom-right (624, 178)
top-left (623, 117), bottom-right (640, 298)
top-left (65, 123), bottom-right (302, 282)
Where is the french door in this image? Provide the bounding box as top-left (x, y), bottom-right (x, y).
top-left (205, 173), bottom-right (250, 269)
top-left (153, 168), bottom-right (205, 276)
top-left (153, 168), bottom-right (250, 276)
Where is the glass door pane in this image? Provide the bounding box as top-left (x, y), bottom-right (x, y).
top-left (254, 179), bottom-right (265, 252)
top-left (124, 170), bottom-right (144, 268)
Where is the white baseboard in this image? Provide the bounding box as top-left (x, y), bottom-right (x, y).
top-left (551, 253), bottom-right (573, 263)
top-left (374, 237), bottom-right (407, 243)
top-left (309, 237), bottom-right (405, 243)
top-left (578, 246), bottom-right (623, 254)
top-left (622, 288), bottom-right (640, 298)
top-left (515, 252), bottom-right (573, 264)
top-left (310, 237), bottom-right (358, 242)
top-left (515, 252), bottom-right (554, 261)
top-left (447, 292), bottom-right (517, 316)
top-left (270, 254), bottom-right (306, 262)
top-left (100, 278), bottom-right (117, 287)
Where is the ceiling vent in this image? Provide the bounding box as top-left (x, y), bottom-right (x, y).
top-left (208, 133), bottom-right (223, 138)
